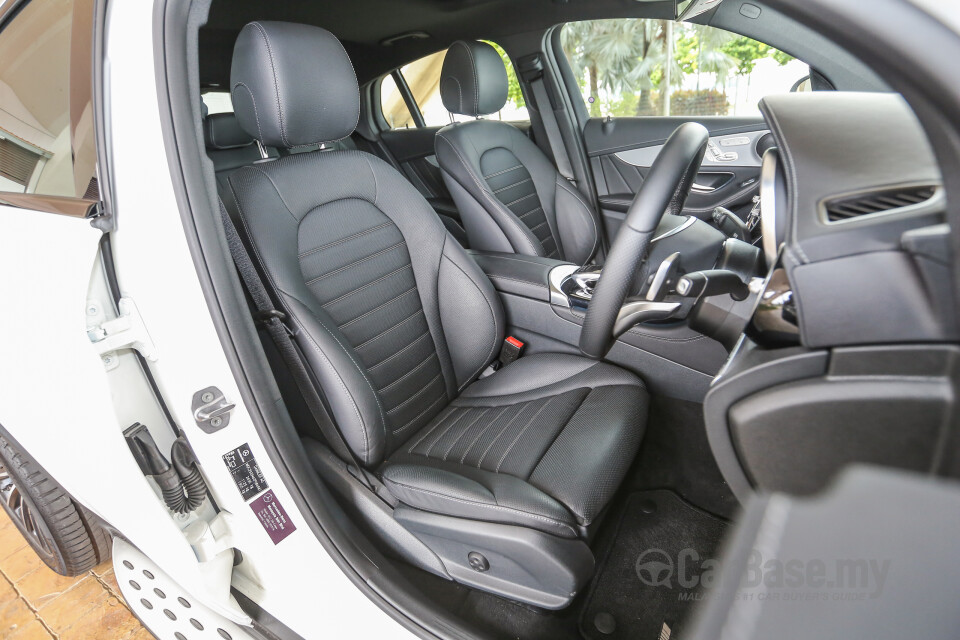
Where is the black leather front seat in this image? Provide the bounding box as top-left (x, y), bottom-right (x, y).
top-left (224, 21), bottom-right (647, 607)
top-left (435, 40), bottom-right (601, 264)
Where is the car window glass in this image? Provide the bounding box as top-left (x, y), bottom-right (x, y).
top-left (561, 19), bottom-right (810, 117)
top-left (0, 0), bottom-right (97, 198)
top-left (380, 42), bottom-right (529, 128)
top-left (201, 91), bottom-right (234, 115)
top-left (380, 73), bottom-right (416, 129)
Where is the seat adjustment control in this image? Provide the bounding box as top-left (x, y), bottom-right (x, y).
top-left (468, 552), bottom-right (490, 572)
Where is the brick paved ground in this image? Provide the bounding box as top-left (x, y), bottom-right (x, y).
top-left (0, 509), bottom-right (152, 639)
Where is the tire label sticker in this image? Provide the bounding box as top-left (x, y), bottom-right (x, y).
top-left (222, 443), bottom-right (268, 501)
top-left (249, 490), bottom-right (296, 544)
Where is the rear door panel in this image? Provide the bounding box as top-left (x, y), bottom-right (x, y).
top-left (583, 116), bottom-right (769, 238)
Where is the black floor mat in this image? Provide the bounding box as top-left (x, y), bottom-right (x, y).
top-left (580, 491), bottom-right (728, 640)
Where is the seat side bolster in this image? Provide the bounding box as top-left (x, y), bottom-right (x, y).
top-left (529, 383), bottom-right (649, 526)
top-left (459, 352), bottom-right (643, 403)
top-left (554, 176), bottom-right (601, 266)
top-left (381, 463), bottom-right (579, 538)
top-left (437, 243), bottom-right (504, 391)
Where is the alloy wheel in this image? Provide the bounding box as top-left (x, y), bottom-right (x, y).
top-left (0, 461), bottom-right (53, 556)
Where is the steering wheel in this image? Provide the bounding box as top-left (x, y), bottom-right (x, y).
top-left (580, 122), bottom-right (709, 358)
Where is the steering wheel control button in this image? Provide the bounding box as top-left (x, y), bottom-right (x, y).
top-left (468, 552), bottom-right (490, 572)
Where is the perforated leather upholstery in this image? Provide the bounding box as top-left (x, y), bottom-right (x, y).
top-left (224, 21), bottom-right (647, 540)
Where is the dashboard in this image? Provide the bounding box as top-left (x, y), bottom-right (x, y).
top-left (746, 91), bottom-right (951, 349)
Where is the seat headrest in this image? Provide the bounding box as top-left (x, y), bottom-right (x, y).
top-left (230, 21), bottom-right (359, 148)
top-left (204, 113), bottom-right (255, 150)
top-left (440, 41), bottom-right (508, 117)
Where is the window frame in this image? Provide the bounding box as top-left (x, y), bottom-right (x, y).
top-left (0, 0), bottom-right (101, 218)
top-left (378, 43), bottom-right (529, 130)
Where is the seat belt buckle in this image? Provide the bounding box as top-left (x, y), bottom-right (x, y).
top-left (497, 336), bottom-right (525, 369)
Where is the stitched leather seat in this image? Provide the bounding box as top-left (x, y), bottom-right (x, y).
top-left (435, 41), bottom-right (601, 264)
top-left (383, 353), bottom-right (645, 538)
top-left (222, 21), bottom-right (648, 607)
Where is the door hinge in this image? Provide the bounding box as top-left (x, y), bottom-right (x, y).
top-left (87, 297), bottom-right (158, 361)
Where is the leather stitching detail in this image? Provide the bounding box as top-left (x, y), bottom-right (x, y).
top-left (456, 40), bottom-right (479, 116)
top-left (384, 476), bottom-right (577, 536)
top-left (250, 22), bottom-right (289, 147)
top-left (387, 373), bottom-right (444, 414)
top-left (354, 308), bottom-right (424, 351)
top-left (556, 176), bottom-right (600, 265)
top-left (441, 253), bottom-right (500, 391)
top-left (436, 133), bottom-right (541, 255)
top-left (299, 221), bottom-right (393, 258)
top-left (395, 395), bottom-right (448, 435)
top-left (377, 350), bottom-right (435, 392)
top-left (494, 397), bottom-right (555, 472)
top-left (443, 406), bottom-right (510, 461)
top-left (231, 82), bottom-right (264, 143)
top-left (425, 407), bottom-right (489, 458)
top-left (226, 177), bottom-right (374, 463)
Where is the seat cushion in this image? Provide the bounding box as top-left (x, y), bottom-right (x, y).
top-left (381, 353), bottom-right (648, 537)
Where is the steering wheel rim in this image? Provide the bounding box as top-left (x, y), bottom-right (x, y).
top-left (579, 122), bottom-right (709, 359)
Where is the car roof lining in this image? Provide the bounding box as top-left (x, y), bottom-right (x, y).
top-left (198, 0), bottom-right (678, 88)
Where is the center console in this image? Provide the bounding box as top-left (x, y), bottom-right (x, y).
top-left (469, 250), bottom-right (730, 401)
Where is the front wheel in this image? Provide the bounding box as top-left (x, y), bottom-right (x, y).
top-left (0, 430), bottom-right (111, 576)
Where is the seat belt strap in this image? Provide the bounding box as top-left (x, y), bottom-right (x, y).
top-left (519, 53), bottom-right (576, 185)
top-left (217, 199), bottom-right (378, 492)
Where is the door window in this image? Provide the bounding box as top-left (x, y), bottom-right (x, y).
top-left (0, 0), bottom-right (97, 200)
top-left (561, 19), bottom-right (809, 118)
top-left (380, 42), bottom-right (529, 128)
top-left (201, 91), bottom-right (234, 115)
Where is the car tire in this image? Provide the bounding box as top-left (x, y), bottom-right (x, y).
top-left (0, 431), bottom-right (112, 576)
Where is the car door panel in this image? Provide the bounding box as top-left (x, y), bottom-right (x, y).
top-left (582, 116), bottom-right (769, 238)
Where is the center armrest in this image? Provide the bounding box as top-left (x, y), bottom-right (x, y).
top-left (468, 251), bottom-right (574, 302)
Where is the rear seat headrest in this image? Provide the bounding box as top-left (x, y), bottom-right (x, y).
top-left (204, 113), bottom-right (256, 150)
top-left (230, 21), bottom-right (359, 148)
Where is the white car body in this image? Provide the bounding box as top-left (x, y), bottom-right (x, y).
top-left (0, 0), bottom-right (408, 637)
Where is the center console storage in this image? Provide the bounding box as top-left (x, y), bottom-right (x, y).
top-left (469, 250), bottom-right (730, 401)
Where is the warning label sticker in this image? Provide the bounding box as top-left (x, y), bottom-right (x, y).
top-left (222, 443), bottom-right (268, 501)
top-left (249, 490), bottom-right (296, 544)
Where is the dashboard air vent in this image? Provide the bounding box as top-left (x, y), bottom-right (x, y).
top-left (824, 185), bottom-right (937, 222)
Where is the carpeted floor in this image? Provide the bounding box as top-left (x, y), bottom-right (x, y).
top-left (579, 490), bottom-right (728, 640)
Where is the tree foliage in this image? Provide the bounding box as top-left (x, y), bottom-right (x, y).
top-left (485, 41), bottom-right (526, 109)
top-left (561, 19), bottom-right (798, 117)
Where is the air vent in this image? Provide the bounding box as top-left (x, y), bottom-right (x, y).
top-left (824, 185), bottom-right (937, 222)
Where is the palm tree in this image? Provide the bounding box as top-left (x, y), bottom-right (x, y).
top-left (561, 19), bottom-right (684, 117)
top-left (690, 24), bottom-right (737, 91)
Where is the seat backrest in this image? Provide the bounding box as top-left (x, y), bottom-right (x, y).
top-left (434, 41), bottom-right (599, 265)
top-left (225, 21), bottom-right (504, 468)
